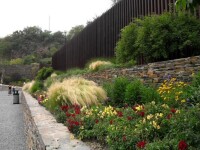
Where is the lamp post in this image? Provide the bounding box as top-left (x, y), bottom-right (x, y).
top-left (64, 31), bottom-right (67, 46)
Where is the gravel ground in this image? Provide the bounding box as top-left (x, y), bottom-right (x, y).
top-left (0, 91), bottom-right (27, 150)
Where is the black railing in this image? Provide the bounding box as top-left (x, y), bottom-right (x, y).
top-left (52, 0), bottom-right (200, 70)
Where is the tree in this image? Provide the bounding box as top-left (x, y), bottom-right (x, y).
top-left (66, 25), bottom-right (84, 40)
top-left (175, 0), bottom-right (200, 12)
top-left (111, 0), bottom-right (121, 5)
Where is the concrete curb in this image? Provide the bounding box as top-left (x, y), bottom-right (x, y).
top-left (22, 91), bottom-right (90, 150)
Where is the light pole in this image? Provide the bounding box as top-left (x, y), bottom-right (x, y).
top-left (64, 31), bottom-right (67, 46)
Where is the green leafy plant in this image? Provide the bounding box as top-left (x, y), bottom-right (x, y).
top-left (125, 80), bottom-right (161, 105)
top-left (115, 12), bottom-right (200, 64)
top-left (109, 77), bottom-right (129, 107)
top-left (30, 80), bottom-right (43, 93)
top-left (35, 67), bottom-right (54, 81)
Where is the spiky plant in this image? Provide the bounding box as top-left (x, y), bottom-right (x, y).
top-left (46, 77), bottom-right (107, 109)
top-left (22, 80), bottom-right (35, 92)
top-left (89, 60), bottom-right (113, 71)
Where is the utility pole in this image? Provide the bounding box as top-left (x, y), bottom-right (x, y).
top-left (64, 31), bottom-right (67, 45)
top-left (49, 16), bottom-right (51, 31)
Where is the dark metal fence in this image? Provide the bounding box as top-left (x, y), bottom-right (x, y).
top-left (52, 0), bottom-right (200, 71)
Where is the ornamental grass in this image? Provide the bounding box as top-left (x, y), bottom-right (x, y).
top-left (47, 77), bottom-right (107, 107)
top-left (88, 60), bottom-right (113, 71)
top-left (22, 80), bottom-right (35, 92)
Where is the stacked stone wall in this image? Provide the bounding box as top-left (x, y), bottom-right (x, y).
top-left (83, 56), bottom-right (200, 85)
top-left (0, 64), bottom-right (39, 82)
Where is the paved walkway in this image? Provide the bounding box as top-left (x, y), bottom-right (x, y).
top-left (0, 90), bottom-right (27, 150)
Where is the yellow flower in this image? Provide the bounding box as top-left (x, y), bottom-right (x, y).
top-left (162, 104), bottom-right (169, 109)
top-left (135, 105), bottom-right (143, 111)
top-left (176, 110), bottom-right (180, 114)
top-left (147, 114), bottom-right (154, 120)
top-left (181, 99), bottom-right (186, 103)
top-left (159, 113), bottom-right (163, 117)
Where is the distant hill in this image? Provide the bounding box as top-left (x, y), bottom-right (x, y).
top-left (0, 26), bottom-right (65, 65)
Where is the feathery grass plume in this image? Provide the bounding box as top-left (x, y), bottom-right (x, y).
top-left (50, 73), bottom-right (57, 78)
top-left (89, 60), bottom-right (113, 71)
top-left (22, 80), bottom-right (35, 92)
top-left (47, 77), bottom-right (107, 108)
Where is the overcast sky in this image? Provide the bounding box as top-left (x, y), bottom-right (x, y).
top-left (0, 0), bottom-right (112, 38)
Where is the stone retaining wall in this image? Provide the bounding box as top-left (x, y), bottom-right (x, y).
top-left (83, 56), bottom-right (200, 85)
top-left (0, 64), bottom-right (39, 82)
top-left (21, 91), bottom-right (90, 150)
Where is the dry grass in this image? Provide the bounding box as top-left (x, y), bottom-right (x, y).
top-left (22, 80), bottom-right (35, 92)
top-left (47, 77), bottom-right (107, 107)
top-left (50, 73), bottom-right (57, 78)
top-left (89, 60), bottom-right (113, 71)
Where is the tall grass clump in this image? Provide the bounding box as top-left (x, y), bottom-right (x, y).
top-left (22, 80), bottom-right (35, 92)
top-left (46, 77), bottom-right (107, 111)
top-left (89, 60), bottom-right (113, 71)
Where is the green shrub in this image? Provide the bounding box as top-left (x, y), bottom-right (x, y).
top-left (115, 12), bottom-right (200, 64)
top-left (110, 77), bottom-right (129, 107)
top-left (115, 23), bottom-right (138, 64)
top-left (57, 68), bottom-right (88, 81)
top-left (35, 67), bottom-right (53, 80)
top-left (124, 80), bottom-right (143, 105)
top-left (125, 80), bottom-right (161, 105)
top-left (191, 72), bottom-right (200, 88)
top-left (30, 80), bottom-right (43, 93)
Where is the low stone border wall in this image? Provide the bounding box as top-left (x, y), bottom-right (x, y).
top-left (83, 55), bottom-right (200, 85)
top-left (21, 91), bottom-right (90, 150)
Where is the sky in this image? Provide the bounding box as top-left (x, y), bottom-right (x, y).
top-left (0, 0), bottom-right (112, 38)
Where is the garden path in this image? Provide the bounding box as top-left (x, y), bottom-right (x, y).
top-left (0, 89), bottom-right (27, 150)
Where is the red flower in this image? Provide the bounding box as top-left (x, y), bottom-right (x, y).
top-left (178, 140), bottom-right (188, 150)
top-left (171, 108), bottom-right (176, 113)
top-left (123, 135), bottom-right (126, 142)
top-left (74, 121), bottom-right (80, 126)
top-left (66, 112), bottom-right (71, 117)
top-left (127, 116), bottom-right (132, 120)
top-left (71, 114), bottom-right (76, 118)
top-left (75, 109), bottom-right (80, 114)
top-left (110, 120), bottom-right (113, 125)
top-left (95, 119), bottom-right (99, 124)
top-left (117, 111), bottom-right (123, 117)
top-left (132, 104), bottom-right (139, 111)
top-left (61, 105), bottom-right (69, 111)
top-left (136, 141), bottom-right (146, 149)
top-left (167, 113), bottom-right (172, 119)
top-left (138, 111), bottom-right (145, 117)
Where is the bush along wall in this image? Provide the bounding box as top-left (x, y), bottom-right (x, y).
top-left (115, 12), bottom-right (200, 64)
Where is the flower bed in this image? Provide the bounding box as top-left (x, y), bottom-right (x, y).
top-left (25, 73), bottom-right (200, 149)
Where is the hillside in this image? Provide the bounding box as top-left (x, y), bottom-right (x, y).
top-left (0, 26), bottom-right (65, 65)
